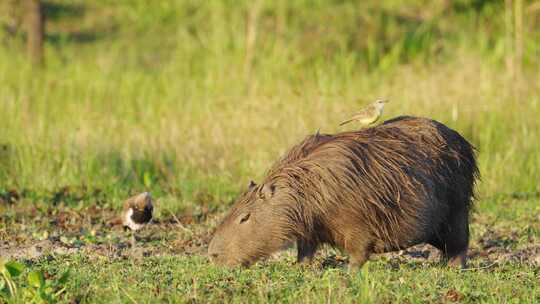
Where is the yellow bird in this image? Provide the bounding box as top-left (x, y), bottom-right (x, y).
top-left (339, 99), bottom-right (389, 127)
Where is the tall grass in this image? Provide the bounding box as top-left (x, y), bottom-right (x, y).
top-left (1, 0), bottom-right (539, 208)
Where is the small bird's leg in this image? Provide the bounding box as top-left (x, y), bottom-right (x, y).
top-left (130, 231), bottom-right (136, 251)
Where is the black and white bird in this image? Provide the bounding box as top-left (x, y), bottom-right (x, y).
top-left (122, 192), bottom-right (153, 248)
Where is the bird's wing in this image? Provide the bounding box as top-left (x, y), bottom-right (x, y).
top-left (339, 105), bottom-right (375, 126)
top-left (339, 118), bottom-right (354, 126)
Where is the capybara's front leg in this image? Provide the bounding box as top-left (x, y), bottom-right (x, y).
top-left (345, 236), bottom-right (373, 271)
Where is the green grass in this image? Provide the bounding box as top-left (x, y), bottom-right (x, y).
top-left (1, 0), bottom-right (539, 203)
top-left (1, 196), bottom-right (538, 303)
top-left (1, 0), bottom-right (540, 303)
top-left (25, 254), bottom-right (538, 303)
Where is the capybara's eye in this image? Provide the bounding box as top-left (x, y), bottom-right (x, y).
top-left (238, 213), bottom-right (250, 224)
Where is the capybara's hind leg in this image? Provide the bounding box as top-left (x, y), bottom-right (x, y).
top-left (448, 248), bottom-right (468, 268)
top-left (297, 239), bottom-right (317, 263)
top-left (435, 207), bottom-right (470, 268)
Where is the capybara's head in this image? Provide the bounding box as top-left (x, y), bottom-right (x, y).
top-left (208, 180), bottom-right (295, 267)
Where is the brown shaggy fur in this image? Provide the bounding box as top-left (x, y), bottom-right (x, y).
top-left (209, 116), bottom-right (479, 268)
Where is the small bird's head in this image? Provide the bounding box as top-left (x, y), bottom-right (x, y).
top-left (374, 99), bottom-right (388, 110)
top-left (123, 192), bottom-right (154, 230)
top-left (132, 192), bottom-right (153, 212)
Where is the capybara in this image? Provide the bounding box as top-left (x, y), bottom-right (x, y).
top-left (209, 116), bottom-right (479, 269)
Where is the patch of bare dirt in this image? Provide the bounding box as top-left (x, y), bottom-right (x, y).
top-left (0, 198), bottom-right (218, 261)
top-left (1, 199), bottom-right (539, 268)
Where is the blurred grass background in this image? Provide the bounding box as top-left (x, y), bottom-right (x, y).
top-left (1, 0), bottom-right (539, 210)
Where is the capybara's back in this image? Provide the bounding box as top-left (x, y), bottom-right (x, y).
top-left (209, 116), bottom-right (479, 269)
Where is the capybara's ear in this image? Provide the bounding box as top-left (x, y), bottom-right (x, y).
top-left (248, 180), bottom-right (257, 190)
top-left (261, 183), bottom-right (275, 199)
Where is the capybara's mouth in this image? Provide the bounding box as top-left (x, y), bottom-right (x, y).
top-left (209, 254), bottom-right (257, 268)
